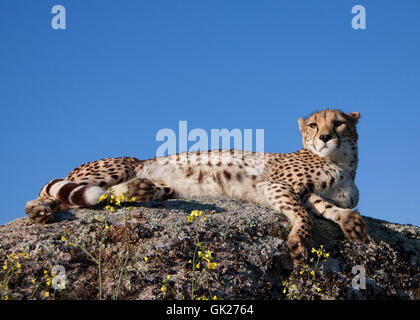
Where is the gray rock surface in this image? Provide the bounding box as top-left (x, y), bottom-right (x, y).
top-left (0, 198), bottom-right (419, 300)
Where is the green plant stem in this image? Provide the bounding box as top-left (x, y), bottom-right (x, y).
top-left (112, 245), bottom-right (131, 300)
top-left (206, 274), bottom-right (212, 299)
top-left (191, 230), bottom-right (200, 300)
top-left (29, 278), bottom-right (45, 299)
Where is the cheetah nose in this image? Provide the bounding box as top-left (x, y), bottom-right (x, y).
top-left (319, 134), bottom-right (332, 143)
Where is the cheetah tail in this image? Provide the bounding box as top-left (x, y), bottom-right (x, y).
top-left (39, 178), bottom-right (105, 208)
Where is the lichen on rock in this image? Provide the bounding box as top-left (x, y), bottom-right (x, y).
top-left (0, 198), bottom-right (418, 300)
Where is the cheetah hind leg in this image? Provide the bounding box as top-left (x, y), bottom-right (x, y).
top-left (112, 177), bottom-right (174, 202)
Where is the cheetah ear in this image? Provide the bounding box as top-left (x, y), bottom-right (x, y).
top-left (297, 118), bottom-right (305, 132)
top-left (347, 112), bottom-right (360, 123)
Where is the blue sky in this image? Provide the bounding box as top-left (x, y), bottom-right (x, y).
top-left (0, 0), bottom-right (419, 226)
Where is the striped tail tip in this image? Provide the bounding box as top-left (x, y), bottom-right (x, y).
top-left (42, 179), bottom-right (105, 208)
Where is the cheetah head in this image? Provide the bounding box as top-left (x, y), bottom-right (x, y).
top-left (298, 109), bottom-right (360, 164)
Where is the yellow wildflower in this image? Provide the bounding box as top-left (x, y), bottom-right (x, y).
top-left (191, 210), bottom-right (203, 217)
top-left (208, 262), bottom-right (217, 270)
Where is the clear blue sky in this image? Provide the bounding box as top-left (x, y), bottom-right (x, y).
top-left (0, 1), bottom-right (419, 226)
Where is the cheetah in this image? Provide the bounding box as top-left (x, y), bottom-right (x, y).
top-left (24, 109), bottom-right (366, 264)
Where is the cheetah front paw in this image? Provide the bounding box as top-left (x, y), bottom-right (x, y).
top-left (287, 228), bottom-right (311, 265)
top-left (24, 198), bottom-right (60, 225)
top-left (339, 210), bottom-right (367, 241)
top-left (126, 178), bottom-right (157, 201)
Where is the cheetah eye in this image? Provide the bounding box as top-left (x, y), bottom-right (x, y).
top-left (308, 123), bottom-right (318, 129)
top-left (334, 121), bottom-right (346, 127)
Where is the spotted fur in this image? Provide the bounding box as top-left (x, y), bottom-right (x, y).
top-left (24, 109), bottom-right (366, 264)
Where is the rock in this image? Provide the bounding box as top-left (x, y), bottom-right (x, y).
top-left (0, 198), bottom-right (418, 300)
top-left (319, 257), bottom-right (341, 273)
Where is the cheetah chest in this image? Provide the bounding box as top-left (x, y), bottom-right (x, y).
top-left (317, 169), bottom-right (359, 209)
